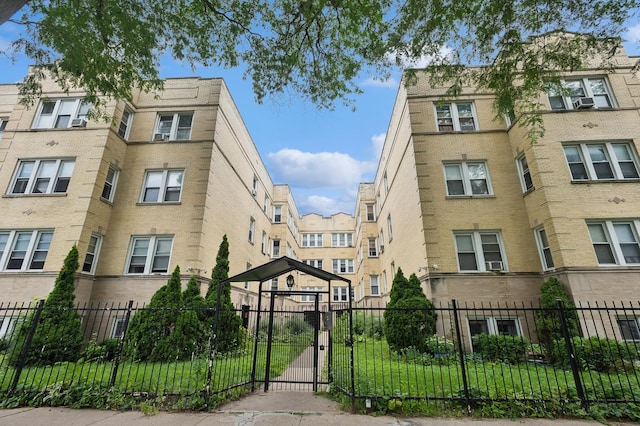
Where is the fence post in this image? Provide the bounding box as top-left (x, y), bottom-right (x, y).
top-left (109, 300), bottom-right (134, 388)
top-left (10, 299), bottom-right (45, 394)
top-left (451, 299), bottom-right (471, 415)
top-left (556, 299), bottom-right (588, 412)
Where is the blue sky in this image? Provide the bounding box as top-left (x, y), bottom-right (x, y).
top-left (1, 20), bottom-right (639, 217)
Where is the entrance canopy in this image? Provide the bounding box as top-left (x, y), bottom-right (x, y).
top-left (222, 256), bottom-right (350, 284)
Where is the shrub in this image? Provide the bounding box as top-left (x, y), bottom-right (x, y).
top-left (284, 317), bottom-right (312, 335)
top-left (472, 333), bottom-right (529, 364)
top-left (552, 336), bottom-right (639, 372)
top-left (351, 311), bottom-right (383, 339)
top-left (424, 335), bottom-right (455, 355)
top-left (85, 336), bottom-right (121, 362)
top-left (536, 277), bottom-right (579, 364)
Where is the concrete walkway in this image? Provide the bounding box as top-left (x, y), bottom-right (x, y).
top-left (268, 330), bottom-right (329, 391)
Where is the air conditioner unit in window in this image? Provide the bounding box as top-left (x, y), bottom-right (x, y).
top-left (153, 133), bottom-right (169, 141)
top-left (573, 97), bottom-right (595, 109)
top-left (485, 261), bottom-right (504, 271)
top-left (70, 118), bottom-right (87, 127)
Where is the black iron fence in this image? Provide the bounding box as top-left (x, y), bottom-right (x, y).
top-left (0, 299), bottom-right (639, 414)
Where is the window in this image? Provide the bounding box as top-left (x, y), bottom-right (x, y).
top-left (366, 204), bottom-right (376, 221)
top-left (563, 142), bottom-right (639, 181)
top-left (455, 231), bottom-right (506, 272)
top-left (101, 164), bottom-right (119, 202)
top-left (588, 221), bottom-right (640, 265)
top-left (9, 159), bottom-right (75, 195)
top-left (333, 287), bottom-right (349, 302)
top-left (370, 275), bottom-right (380, 296)
top-left (384, 172), bottom-right (389, 193)
top-left (0, 117), bottom-right (7, 138)
top-left (387, 215), bottom-right (393, 241)
top-left (153, 112), bottom-right (192, 141)
top-left (300, 287), bottom-right (323, 302)
top-left (252, 175), bottom-right (258, 196)
top-left (0, 230), bottom-right (53, 271)
top-left (0, 316), bottom-right (19, 338)
top-left (516, 154), bottom-right (534, 192)
top-left (617, 318), bottom-right (640, 341)
top-left (332, 259), bottom-right (354, 274)
top-left (303, 259), bottom-right (323, 269)
top-left (468, 317), bottom-right (521, 346)
top-left (331, 233), bottom-right (353, 247)
top-left (261, 231), bottom-right (267, 254)
top-left (272, 240), bottom-right (281, 257)
top-left (535, 227), bottom-right (554, 270)
top-left (270, 278), bottom-right (279, 291)
top-left (82, 234), bottom-right (102, 274)
top-left (548, 77), bottom-right (614, 110)
top-left (33, 98), bottom-right (91, 129)
top-left (444, 161), bottom-right (491, 196)
top-left (435, 102), bottom-right (478, 131)
top-left (126, 236), bottom-right (173, 274)
top-left (263, 195), bottom-right (269, 214)
top-left (111, 317), bottom-right (127, 339)
top-left (248, 218), bottom-right (255, 243)
top-left (301, 233), bottom-right (323, 247)
top-left (118, 108), bottom-right (133, 139)
top-left (273, 205), bottom-right (282, 223)
top-left (368, 238), bottom-right (378, 257)
top-left (141, 169), bottom-right (184, 203)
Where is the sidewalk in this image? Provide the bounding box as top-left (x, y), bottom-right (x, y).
top-left (0, 391), bottom-right (633, 426)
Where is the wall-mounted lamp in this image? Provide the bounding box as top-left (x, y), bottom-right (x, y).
top-left (286, 274), bottom-right (295, 290)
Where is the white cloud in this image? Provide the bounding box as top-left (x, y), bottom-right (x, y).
top-left (627, 24), bottom-right (640, 44)
top-left (362, 77), bottom-right (399, 89)
top-left (371, 133), bottom-right (385, 161)
top-left (387, 45), bottom-right (456, 69)
top-left (267, 148), bottom-right (376, 189)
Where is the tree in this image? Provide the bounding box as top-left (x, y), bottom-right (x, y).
top-left (383, 269), bottom-right (437, 353)
top-left (536, 277), bottom-right (579, 364)
top-left (9, 245), bottom-right (84, 366)
top-left (1, 1), bottom-right (637, 139)
top-left (206, 235), bottom-right (243, 354)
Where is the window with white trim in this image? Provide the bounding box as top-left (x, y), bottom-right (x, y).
top-left (366, 204), bottom-right (376, 221)
top-left (384, 172), bottom-right (389, 193)
top-left (587, 221), bottom-right (640, 265)
top-left (9, 159), bottom-right (75, 195)
top-left (270, 278), bottom-right (279, 291)
top-left (0, 117), bottom-right (7, 138)
top-left (82, 233), bottom-right (102, 274)
top-left (387, 215), bottom-right (393, 241)
top-left (468, 317), bottom-right (522, 348)
top-left (563, 142), bottom-right (639, 181)
top-left (617, 318), bottom-right (640, 341)
top-left (535, 227), bottom-right (554, 270)
top-left (516, 154), bottom-right (534, 192)
top-left (101, 164), bottom-right (119, 202)
top-left (455, 231), bottom-right (506, 272)
top-left (32, 98), bottom-right (91, 129)
top-left (261, 231), bottom-right (267, 254)
top-left (332, 287), bottom-right (349, 302)
top-left (273, 205), bottom-right (282, 223)
top-left (111, 317), bottom-right (127, 339)
top-left (248, 218), bottom-right (255, 243)
top-left (153, 112), bottom-right (193, 141)
top-left (303, 259), bottom-right (323, 269)
top-left (435, 102), bottom-right (478, 131)
top-left (140, 169), bottom-right (184, 203)
top-left (301, 233), bottom-right (323, 247)
top-left (370, 275), bottom-right (380, 296)
top-left (368, 238), bottom-right (378, 257)
top-left (0, 230), bottom-right (53, 271)
top-left (331, 233), bottom-right (353, 247)
top-left (263, 195), bottom-right (269, 214)
top-left (444, 161), bottom-right (491, 196)
top-left (252, 175), bottom-right (258, 196)
top-left (547, 77), bottom-right (614, 110)
top-left (126, 236), bottom-right (173, 274)
top-left (332, 259), bottom-right (354, 274)
top-left (0, 316), bottom-right (19, 338)
top-left (271, 240), bottom-right (281, 258)
top-left (118, 108), bottom-right (133, 139)
top-left (300, 287), bottom-right (323, 302)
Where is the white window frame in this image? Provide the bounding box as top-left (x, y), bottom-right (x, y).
top-left (617, 318), bottom-right (640, 341)
top-left (366, 204), bottom-right (376, 221)
top-left (387, 215), bottom-right (393, 241)
top-left (273, 205), bottom-right (282, 223)
top-left (516, 154), bottom-right (534, 192)
top-left (118, 108), bottom-right (133, 139)
top-left (332, 259), bottom-right (354, 274)
top-left (153, 112), bottom-right (193, 141)
top-left (331, 233), bottom-right (353, 247)
top-left (384, 172), bottom-right (389, 193)
top-left (271, 240), bottom-right (281, 258)
top-left (32, 98), bottom-right (91, 129)
top-left (300, 286), bottom-right (323, 302)
top-left (125, 236), bottom-right (173, 274)
top-left (82, 233), bottom-right (102, 274)
top-left (140, 169), bottom-right (184, 203)
top-left (435, 102), bottom-right (478, 131)
top-left (270, 278), bottom-right (279, 291)
top-left (248, 218), bottom-right (255, 243)
top-left (9, 159), bottom-right (75, 195)
top-left (443, 161), bottom-right (492, 196)
top-left (110, 317), bottom-right (127, 339)
top-left (101, 164), bottom-right (119, 202)
top-left (303, 259), bottom-right (323, 269)
top-left (261, 231), bottom-right (267, 254)
top-left (370, 275), bottom-right (380, 296)
top-left (0, 230), bottom-right (53, 271)
top-left (534, 227), bottom-right (554, 271)
top-left (0, 316), bottom-right (19, 338)
top-left (468, 316), bottom-right (522, 349)
top-left (0, 117), bottom-right (8, 138)
top-left (301, 233), bottom-right (323, 247)
top-left (263, 195), bottom-right (269, 214)
top-left (547, 77), bottom-right (615, 110)
top-left (368, 238), bottom-right (378, 257)
top-left (587, 220), bottom-right (640, 266)
top-left (563, 142), bottom-right (640, 181)
top-left (332, 287), bottom-right (349, 302)
top-left (454, 231), bottom-right (507, 272)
